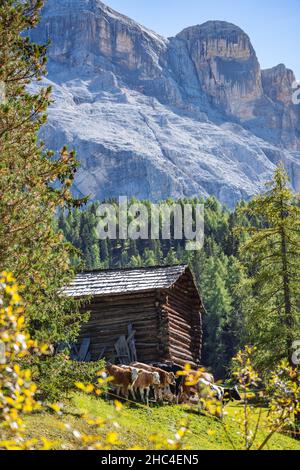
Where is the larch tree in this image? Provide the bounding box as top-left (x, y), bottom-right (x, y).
top-left (0, 1), bottom-right (88, 343)
top-left (238, 165), bottom-right (300, 372)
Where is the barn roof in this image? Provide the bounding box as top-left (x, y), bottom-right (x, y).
top-left (62, 264), bottom-right (193, 298)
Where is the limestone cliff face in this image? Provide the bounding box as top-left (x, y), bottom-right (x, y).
top-left (174, 22), bottom-right (300, 151)
top-left (176, 21), bottom-right (263, 119)
top-left (262, 64), bottom-right (295, 106)
top-left (29, 0), bottom-right (300, 206)
top-left (261, 64), bottom-right (300, 150)
top-left (34, 0), bottom-right (167, 78)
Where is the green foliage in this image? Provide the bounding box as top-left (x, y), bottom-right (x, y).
top-left (0, 1), bottom-right (87, 344)
top-left (237, 165), bottom-right (300, 371)
top-left (230, 346), bottom-right (300, 449)
top-left (200, 254), bottom-right (232, 375)
top-left (28, 354), bottom-right (106, 402)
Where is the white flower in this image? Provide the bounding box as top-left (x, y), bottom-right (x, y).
top-left (73, 430), bottom-right (82, 439)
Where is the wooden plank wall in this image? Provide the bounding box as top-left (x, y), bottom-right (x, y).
top-left (162, 271), bottom-right (203, 368)
top-left (79, 291), bottom-right (161, 363)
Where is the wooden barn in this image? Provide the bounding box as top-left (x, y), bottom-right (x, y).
top-left (63, 265), bottom-right (204, 368)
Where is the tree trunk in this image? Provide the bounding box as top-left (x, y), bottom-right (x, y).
top-left (280, 226), bottom-right (293, 357)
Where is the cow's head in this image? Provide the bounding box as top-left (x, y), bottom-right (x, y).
top-left (230, 386), bottom-right (242, 401)
top-left (152, 371), bottom-right (160, 385)
top-left (167, 372), bottom-right (176, 386)
top-left (131, 367), bottom-right (139, 382)
top-left (224, 386), bottom-right (242, 402)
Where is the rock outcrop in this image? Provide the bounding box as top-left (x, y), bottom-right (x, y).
top-left (29, 0), bottom-right (300, 206)
top-left (176, 21), bottom-right (263, 119)
top-left (261, 64), bottom-right (300, 151)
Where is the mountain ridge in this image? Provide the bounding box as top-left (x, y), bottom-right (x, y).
top-left (29, 0), bottom-right (300, 207)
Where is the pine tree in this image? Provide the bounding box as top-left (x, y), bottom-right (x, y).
top-left (165, 248), bottom-right (179, 266)
top-left (0, 1), bottom-right (87, 343)
top-left (238, 165), bottom-right (300, 371)
top-left (200, 255), bottom-right (232, 376)
top-left (143, 249), bottom-right (156, 267)
top-left (219, 257), bottom-right (249, 372)
top-left (129, 254), bottom-right (143, 268)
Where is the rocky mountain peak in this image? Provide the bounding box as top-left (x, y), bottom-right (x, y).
top-left (262, 64), bottom-right (296, 104)
top-left (175, 21), bottom-right (262, 119)
top-left (35, 0), bottom-right (167, 79)
top-left (177, 20), bottom-right (255, 59)
top-left (29, 1), bottom-right (300, 207)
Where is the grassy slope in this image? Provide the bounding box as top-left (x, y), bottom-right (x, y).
top-left (23, 393), bottom-right (300, 450)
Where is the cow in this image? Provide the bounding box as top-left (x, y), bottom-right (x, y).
top-left (198, 379), bottom-right (224, 401)
top-left (222, 386), bottom-right (242, 403)
top-left (199, 372), bottom-right (215, 384)
top-left (181, 376), bottom-right (242, 414)
top-left (177, 368), bottom-right (215, 402)
top-left (198, 379), bottom-right (226, 418)
top-left (151, 362), bottom-right (183, 400)
top-left (106, 364), bottom-right (139, 400)
top-left (199, 382), bottom-right (242, 406)
top-left (131, 362), bottom-right (176, 403)
top-left (132, 369), bottom-right (160, 406)
top-left (187, 368), bottom-right (215, 384)
top-left (177, 378), bottom-right (224, 417)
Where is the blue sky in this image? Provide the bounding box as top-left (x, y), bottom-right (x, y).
top-left (105, 0), bottom-right (300, 78)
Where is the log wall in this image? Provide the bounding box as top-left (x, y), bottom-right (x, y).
top-left (162, 270), bottom-right (203, 368)
top-left (79, 291), bottom-right (161, 363)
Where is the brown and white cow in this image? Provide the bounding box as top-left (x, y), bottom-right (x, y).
top-left (131, 362), bottom-right (176, 403)
top-left (106, 364), bottom-right (139, 400)
top-left (189, 369), bottom-right (215, 384)
top-left (178, 370), bottom-right (215, 404)
top-left (132, 369), bottom-right (160, 406)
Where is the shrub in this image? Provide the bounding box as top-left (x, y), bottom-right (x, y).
top-left (27, 354), bottom-right (106, 402)
top-left (0, 272), bottom-right (45, 447)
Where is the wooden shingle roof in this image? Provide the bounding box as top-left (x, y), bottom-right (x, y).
top-left (63, 265), bottom-right (190, 298)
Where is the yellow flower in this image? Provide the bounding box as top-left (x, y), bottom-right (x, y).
top-left (40, 344), bottom-right (49, 354)
top-left (75, 382), bottom-right (94, 393)
top-left (106, 432), bottom-right (119, 445)
top-left (49, 403), bottom-right (62, 414)
top-left (114, 400), bottom-right (123, 411)
top-left (75, 382), bottom-right (86, 391)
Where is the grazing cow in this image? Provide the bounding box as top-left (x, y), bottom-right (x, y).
top-left (198, 379), bottom-right (224, 401)
top-left (179, 374), bottom-right (206, 405)
top-left (151, 362), bottom-right (183, 399)
top-left (179, 382), bottom-right (198, 405)
top-left (179, 377), bottom-right (224, 417)
top-left (131, 362), bottom-right (176, 403)
top-left (177, 368), bottom-right (214, 403)
top-left (199, 372), bottom-right (215, 384)
top-left (223, 386), bottom-right (242, 403)
top-left (180, 376), bottom-right (241, 417)
top-left (106, 364), bottom-right (139, 400)
top-left (198, 379), bottom-right (225, 418)
top-left (187, 368), bottom-right (215, 384)
top-left (132, 369), bottom-right (160, 406)
top-left (198, 380), bottom-right (242, 406)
